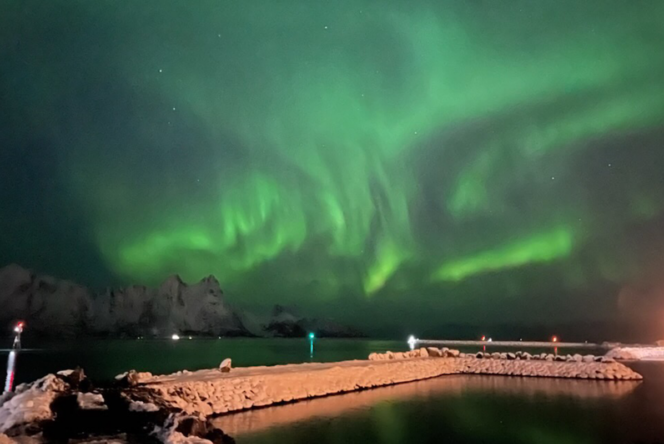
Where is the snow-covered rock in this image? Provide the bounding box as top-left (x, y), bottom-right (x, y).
top-left (155, 413), bottom-right (233, 444)
top-left (77, 392), bottom-right (107, 411)
top-left (219, 358), bottom-right (232, 373)
top-left (606, 347), bottom-right (664, 361)
top-left (128, 400), bottom-right (160, 413)
top-left (0, 374), bottom-right (69, 433)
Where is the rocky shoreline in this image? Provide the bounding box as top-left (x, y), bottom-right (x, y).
top-left (0, 348), bottom-right (643, 443)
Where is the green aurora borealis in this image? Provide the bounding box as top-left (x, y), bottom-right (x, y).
top-left (2, 0), bottom-right (664, 335)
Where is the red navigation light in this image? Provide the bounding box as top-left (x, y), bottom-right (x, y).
top-left (17, 321), bottom-right (24, 328)
top-left (552, 336), bottom-right (558, 343)
top-left (481, 335), bottom-right (486, 341)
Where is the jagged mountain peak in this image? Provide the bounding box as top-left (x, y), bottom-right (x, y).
top-left (0, 264), bottom-right (245, 337)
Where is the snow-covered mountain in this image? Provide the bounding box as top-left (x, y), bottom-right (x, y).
top-left (0, 264), bottom-right (247, 337)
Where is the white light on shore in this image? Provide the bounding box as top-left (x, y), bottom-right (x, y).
top-left (171, 334), bottom-right (180, 340)
top-left (407, 335), bottom-right (417, 350)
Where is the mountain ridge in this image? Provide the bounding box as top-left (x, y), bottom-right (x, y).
top-left (0, 264), bottom-right (363, 339)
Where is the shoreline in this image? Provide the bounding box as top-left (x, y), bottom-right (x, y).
top-left (0, 347), bottom-right (644, 443)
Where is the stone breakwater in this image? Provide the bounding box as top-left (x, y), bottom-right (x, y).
top-left (369, 348), bottom-right (642, 380)
top-left (138, 358), bottom-right (463, 416)
top-left (0, 349), bottom-right (643, 443)
top-left (136, 348), bottom-right (641, 418)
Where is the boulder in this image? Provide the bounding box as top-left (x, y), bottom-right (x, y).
top-left (115, 370), bottom-right (140, 387)
top-left (475, 352), bottom-right (484, 359)
top-left (491, 352), bottom-right (501, 360)
top-left (582, 355), bottom-right (594, 363)
top-left (601, 356), bottom-right (615, 363)
top-left (219, 358), bottom-right (232, 373)
top-left (76, 392), bottom-right (107, 411)
top-left (57, 367), bottom-right (89, 391)
top-left (447, 349), bottom-right (460, 358)
top-left (418, 348), bottom-right (429, 358)
top-left (158, 413), bottom-right (236, 444)
top-left (128, 400), bottom-right (160, 413)
top-left (506, 353), bottom-right (516, 360)
top-left (572, 354), bottom-right (583, 362)
top-left (522, 352), bottom-right (532, 360)
top-left (0, 374), bottom-right (69, 434)
top-left (427, 347), bottom-right (442, 357)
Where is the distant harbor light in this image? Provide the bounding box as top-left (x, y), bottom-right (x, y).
top-left (171, 334), bottom-right (180, 341)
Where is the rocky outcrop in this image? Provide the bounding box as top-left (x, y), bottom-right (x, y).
top-left (0, 265), bottom-right (247, 337)
top-left (0, 374), bottom-right (69, 434)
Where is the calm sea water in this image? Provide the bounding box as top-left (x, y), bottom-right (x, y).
top-left (1, 338), bottom-right (410, 384)
top-left (2, 339), bottom-right (663, 443)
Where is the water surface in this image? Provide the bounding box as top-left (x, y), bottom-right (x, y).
top-left (1, 338), bottom-right (405, 384)
top-left (222, 362), bottom-right (664, 444)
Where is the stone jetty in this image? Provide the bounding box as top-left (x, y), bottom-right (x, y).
top-left (0, 347), bottom-right (643, 443)
top-left (136, 347), bottom-right (640, 417)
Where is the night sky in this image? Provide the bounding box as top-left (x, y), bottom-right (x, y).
top-left (1, 1), bottom-right (664, 337)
